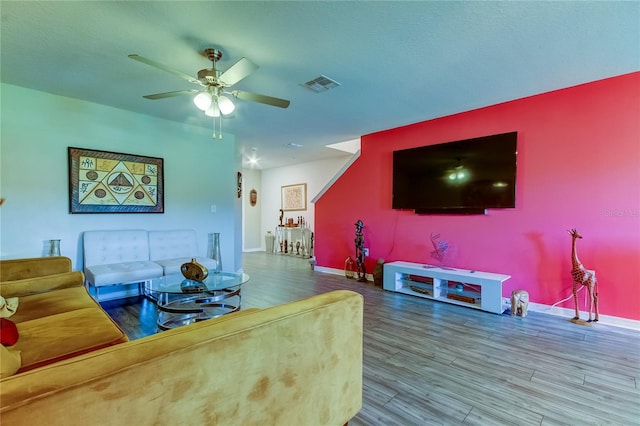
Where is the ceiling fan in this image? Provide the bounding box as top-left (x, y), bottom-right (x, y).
top-left (129, 48), bottom-right (290, 138)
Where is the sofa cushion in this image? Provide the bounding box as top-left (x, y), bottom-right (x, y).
top-left (13, 307), bottom-right (128, 373)
top-left (0, 256), bottom-right (71, 282)
top-left (8, 286), bottom-right (102, 323)
top-left (153, 257), bottom-right (218, 276)
top-left (85, 261), bottom-right (163, 287)
top-left (0, 345), bottom-right (21, 378)
top-left (1, 271), bottom-right (84, 299)
top-left (148, 230), bottom-right (217, 275)
top-left (148, 230), bottom-right (200, 261)
top-left (83, 230), bottom-right (151, 267)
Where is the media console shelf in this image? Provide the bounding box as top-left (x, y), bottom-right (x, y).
top-left (383, 261), bottom-right (511, 314)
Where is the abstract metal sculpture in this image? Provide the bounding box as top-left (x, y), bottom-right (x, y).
top-left (430, 232), bottom-right (449, 264)
top-left (568, 228), bottom-right (599, 323)
top-left (354, 219), bottom-right (367, 282)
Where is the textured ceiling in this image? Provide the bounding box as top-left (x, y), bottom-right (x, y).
top-left (1, 1), bottom-right (638, 169)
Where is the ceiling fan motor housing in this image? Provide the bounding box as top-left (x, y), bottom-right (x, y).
top-left (203, 48), bottom-right (222, 63)
top-left (197, 68), bottom-right (221, 86)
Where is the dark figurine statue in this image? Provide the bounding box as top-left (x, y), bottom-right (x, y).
top-left (354, 219), bottom-right (367, 282)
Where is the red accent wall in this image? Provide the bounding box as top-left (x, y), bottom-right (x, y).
top-left (315, 72), bottom-right (640, 321)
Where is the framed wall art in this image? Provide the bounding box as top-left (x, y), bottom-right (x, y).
top-left (68, 147), bottom-right (164, 214)
top-left (281, 183), bottom-right (307, 211)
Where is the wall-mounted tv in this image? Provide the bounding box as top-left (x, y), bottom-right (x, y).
top-left (392, 131), bottom-right (518, 214)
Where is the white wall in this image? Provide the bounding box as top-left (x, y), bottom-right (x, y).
top-left (241, 167), bottom-right (262, 251)
top-left (258, 156), bottom-right (352, 250)
top-left (0, 83), bottom-right (243, 272)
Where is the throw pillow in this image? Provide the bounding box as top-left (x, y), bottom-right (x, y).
top-left (0, 318), bottom-right (19, 346)
top-left (0, 344), bottom-right (21, 378)
top-left (0, 295), bottom-right (19, 318)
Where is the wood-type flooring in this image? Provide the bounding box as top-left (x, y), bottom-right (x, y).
top-left (102, 252), bottom-right (640, 425)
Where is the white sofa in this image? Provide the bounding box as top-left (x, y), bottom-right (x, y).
top-left (83, 229), bottom-right (217, 301)
top-left (148, 230), bottom-right (217, 275)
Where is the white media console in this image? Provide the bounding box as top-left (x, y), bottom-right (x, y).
top-left (382, 261), bottom-right (511, 314)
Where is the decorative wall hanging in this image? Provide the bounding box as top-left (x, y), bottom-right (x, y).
top-left (68, 147), bottom-right (164, 214)
top-left (250, 189), bottom-right (257, 206)
top-left (237, 172), bottom-right (242, 198)
top-left (281, 183), bottom-right (307, 211)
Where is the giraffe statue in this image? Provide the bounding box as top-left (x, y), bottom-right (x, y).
top-left (568, 228), bottom-right (599, 322)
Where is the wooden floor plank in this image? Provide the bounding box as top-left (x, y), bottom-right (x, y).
top-left (102, 252), bottom-right (640, 425)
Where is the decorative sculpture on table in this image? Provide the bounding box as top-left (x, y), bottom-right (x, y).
top-left (568, 228), bottom-right (599, 323)
top-left (510, 290), bottom-right (529, 317)
top-left (354, 219), bottom-right (367, 282)
top-left (181, 258), bottom-right (209, 282)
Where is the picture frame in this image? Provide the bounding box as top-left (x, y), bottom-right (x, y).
top-left (281, 183), bottom-right (307, 211)
top-left (68, 147), bottom-right (164, 214)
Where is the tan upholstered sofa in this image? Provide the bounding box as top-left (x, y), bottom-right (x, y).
top-left (0, 256), bottom-right (364, 425)
top-left (0, 257), bottom-right (129, 376)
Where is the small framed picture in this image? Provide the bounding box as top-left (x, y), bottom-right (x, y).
top-left (281, 183), bottom-right (307, 211)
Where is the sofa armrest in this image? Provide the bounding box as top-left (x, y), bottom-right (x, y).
top-left (0, 257), bottom-right (71, 282)
top-left (0, 271), bottom-right (84, 298)
top-left (0, 290), bottom-right (364, 425)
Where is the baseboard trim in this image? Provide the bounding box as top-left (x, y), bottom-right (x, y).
top-left (314, 266), bottom-right (639, 330)
top-left (314, 266), bottom-right (373, 282)
top-left (526, 302), bottom-right (640, 330)
top-left (243, 248), bottom-right (263, 253)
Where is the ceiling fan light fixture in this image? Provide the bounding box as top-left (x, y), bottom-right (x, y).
top-left (205, 101), bottom-right (220, 117)
top-left (218, 95), bottom-right (235, 115)
top-left (193, 91), bottom-right (212, 111)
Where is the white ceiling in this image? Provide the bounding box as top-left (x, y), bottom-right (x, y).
top-left (2, 1), bottom-right (638, 169)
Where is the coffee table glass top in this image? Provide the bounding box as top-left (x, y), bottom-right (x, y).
top-left (146, 272), bottom-right (250, 330)
top-left (147, 272), bottom-right (250, 294)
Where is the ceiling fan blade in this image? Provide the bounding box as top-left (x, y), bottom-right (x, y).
top-left (128, 54), bottom-right (201, 85)
top-left (142, 89), bottom-right (199, 100)
top-left (231, 90), bottom-right (290, 109)
top-left (219, 58), bottom-right (259, 86)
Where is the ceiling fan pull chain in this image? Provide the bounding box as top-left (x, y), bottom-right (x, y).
top-left (212, 115), bottom-right (223, 140)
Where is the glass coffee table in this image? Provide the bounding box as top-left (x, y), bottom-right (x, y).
top-left (145, 272), bottom-right (250, 330)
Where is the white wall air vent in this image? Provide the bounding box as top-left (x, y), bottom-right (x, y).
top-left (302, 75), bottom-right (341, 92)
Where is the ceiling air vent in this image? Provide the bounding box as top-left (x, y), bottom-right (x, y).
top-left (302, 75), bottom-right (341, 93)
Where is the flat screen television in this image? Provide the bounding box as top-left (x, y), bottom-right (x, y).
top-left (392, 131), bottom-right (518, 214)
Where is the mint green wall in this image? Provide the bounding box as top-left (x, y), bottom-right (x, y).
top-left (0, 83), bottom-right (242, 272)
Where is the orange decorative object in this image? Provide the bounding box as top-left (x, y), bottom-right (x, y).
top-left (344, 256), bottom-right (356, 279)
top-left (568, 229), bottom-right (599, 323)
top-left (180, 258), bottom-right (209, 282)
